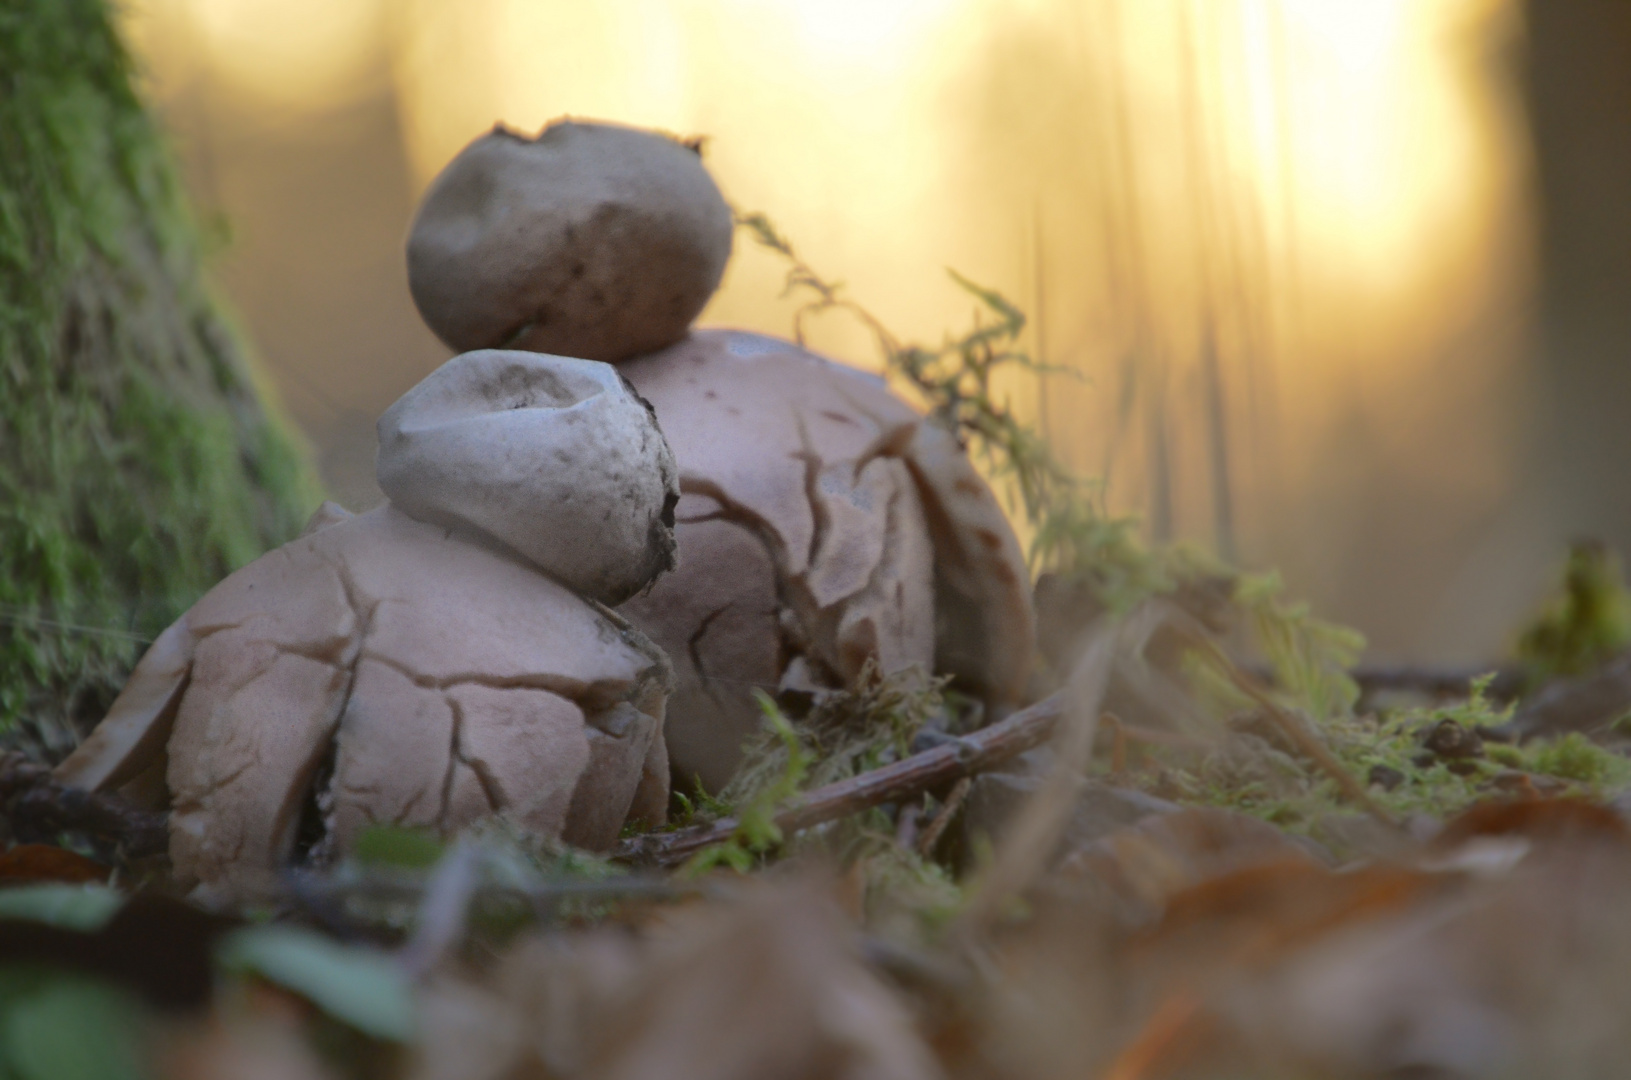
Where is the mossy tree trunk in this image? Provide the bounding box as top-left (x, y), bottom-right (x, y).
top-left (0, 0), bottom-right (323, 754)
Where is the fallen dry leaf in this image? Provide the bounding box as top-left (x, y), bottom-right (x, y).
top-left (412, 877), bottom-right (940, 1080)
top-left (0, 842), bottom-right (111, 884)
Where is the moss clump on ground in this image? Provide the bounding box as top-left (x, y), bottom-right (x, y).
top-left (1515, 539), bottom-right (1631, 687)
top-left (0, 0), bottom-right (323, 753)
top-left (1137, 673), bottom-right (1631, 847)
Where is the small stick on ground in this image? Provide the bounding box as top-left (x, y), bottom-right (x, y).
top-left (0, 753), bottom-right (168, 857)
top-left (918, 777), bottom-right (973, 857)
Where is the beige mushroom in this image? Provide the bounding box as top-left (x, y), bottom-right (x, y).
top-left (407, 120), bottom-right (732, 363)
top-left (618, 330), bottom-right (1035, 792)
top-left (56, 353), bottom-right (678, 901)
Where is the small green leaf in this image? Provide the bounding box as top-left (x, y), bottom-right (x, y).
top-left (351, 824), bottom-right (445, 870)
top-left (217, 925), bottom-right (413, 1042)
top-left (0, 884), bottom-right (122, 931)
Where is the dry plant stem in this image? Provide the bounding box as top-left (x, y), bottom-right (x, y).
top-left (955, 627), bottom-right (1115, 935)
top-left (0, 752), bottom-right (167, 857)
top-left (917, 777), bottom-right (973, 857)
top-left (615, 692), bottom-right (1078, 867)
top-left (894, 804), bottom-right (921, 851)
top-left (1187, 633), bottom-right (1400, 828)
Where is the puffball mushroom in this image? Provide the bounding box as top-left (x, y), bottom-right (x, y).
top-left (378, 346), bottom-right (679, 605)
top-left (54, 351), bottom-right (678, 901)
top-left (408, 120), bottom-right (733, 363)
top-left (618, 330), bottom-right (1036, 792)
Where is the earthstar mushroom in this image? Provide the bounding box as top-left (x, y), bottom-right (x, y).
top-left (405, 116), bottom-right (1036, 793)
top-left (55, 352), bottom-right (679, 901)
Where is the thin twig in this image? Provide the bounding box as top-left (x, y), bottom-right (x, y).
top-left (615, 691), bottom-right (1077, 868)
top-left (917, 777), bottom-right (973, 857)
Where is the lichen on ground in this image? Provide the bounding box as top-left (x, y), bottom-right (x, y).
top-left (0, 0), bottom-right (322, 754)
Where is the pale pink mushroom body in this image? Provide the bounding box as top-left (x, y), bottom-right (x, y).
top-left (619, 330), bottom-right (1035, 792)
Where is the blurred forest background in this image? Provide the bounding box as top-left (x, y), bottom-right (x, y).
top-left (115, 0), bottom-right (1629, 665)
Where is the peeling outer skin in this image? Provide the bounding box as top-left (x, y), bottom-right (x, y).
top-left (54, 616), bottom-right (196, 796)
top-left (900, 417), bottom-right (1036, 708)
top-left (407, 120), bottom-right (733, 364)
top-left (56, 503), bottom-right (672, 902)
top-left (377, 350), bottom-right (679, 607)
top-left (617, 329), bottom-right (1031, 791)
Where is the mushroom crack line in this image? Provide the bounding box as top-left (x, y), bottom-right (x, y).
top-left (677, 473), bottom-right (867, 628)
top-left (677, 476), bottom-right (794, 579)
top-left (843, 483), bottom-right (907, 621)
top-left (313, 546), bottom-right (383, 643)
top-left (439, 695), bottom-right (464, 827)
top-left (793, 409), bottom-right (832, 574)
top-left (686, 600), bottom-right (736, 699)
top-left (353, 651), bottom-right (610, 708)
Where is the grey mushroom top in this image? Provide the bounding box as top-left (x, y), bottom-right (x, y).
top-left (407, 120), bottom-right (733, 363)
top-left (377, 349), bottom-right (679, 606)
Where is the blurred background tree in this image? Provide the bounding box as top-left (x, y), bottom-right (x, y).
top-left (0, 0), bottom-right (322, 754)
top-left (1523, 2), bottom-right (1631, 556)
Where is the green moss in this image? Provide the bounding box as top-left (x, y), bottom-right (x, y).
top-left (721, 663), bottom-right (947, 805)
top-left (1527, 732), bottom-right (1631, 787)
top-left (686, 692), bottom-right (816, 874)
top-left (1515, 540), bottom-right (1631, 686)
top-left (0, 0), bottom-right (322, 752)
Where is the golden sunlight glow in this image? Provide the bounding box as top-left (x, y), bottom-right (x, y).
top-left (126, 0), bottom-right (387, 109)
top-left (121, 0), bottom-right (1525, 604)
top-left (372, 0), bottom-right (1509, 371)
top-left (130, 0), bottom-right (1510, 357)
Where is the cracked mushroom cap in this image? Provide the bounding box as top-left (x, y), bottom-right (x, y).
top-left (407, 120), bottom-right (733, 363)
top-left (55, 504), bottom-right (673, 902)
top-left (617, 330), bottom-right (1035, 791)
top-left (377, 349), bottom-right (679, 607)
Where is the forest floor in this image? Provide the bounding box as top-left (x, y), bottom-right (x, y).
top-left (9, 219), bottom-right (1631, 1080)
